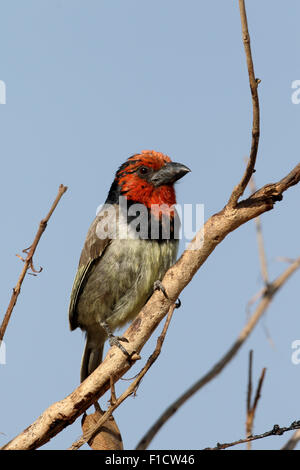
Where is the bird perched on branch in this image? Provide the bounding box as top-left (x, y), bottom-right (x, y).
top-left (69, 150), bottom-right (190, 382)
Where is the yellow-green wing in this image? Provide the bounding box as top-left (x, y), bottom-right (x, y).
top-left (68, 210), bottom-right (113, 330)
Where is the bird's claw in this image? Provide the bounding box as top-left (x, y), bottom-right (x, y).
top-left (154, 280), bottom-right (181, 308)
top-left (108, 335), bottom-right (131, 359)
top-left (153, 280), bottom-right (169, 299)
top-left (108, 335), bottom-right (139, 364)
top-left (112, 335), bottom-right (129, 344)
top-left (100, 321), bottom-right (132, 360)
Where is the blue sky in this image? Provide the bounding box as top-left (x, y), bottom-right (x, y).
top-left (0, 0), bottom-right (300, 450)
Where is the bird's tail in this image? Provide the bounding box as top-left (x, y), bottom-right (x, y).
top-left (80, 331), bottom-right (105, 383)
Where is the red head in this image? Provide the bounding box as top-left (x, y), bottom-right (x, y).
top-left (107, 150), bottom-right (190, 209)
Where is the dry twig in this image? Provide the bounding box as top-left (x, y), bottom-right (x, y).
top-left (228, 0), bottom-right (260, 207)
top-left (245, 350), bottom-right (266, 450)
top-left (204, 421), bottom-right (300, 450)
top-left (0, 184), bottom-right (68, 341)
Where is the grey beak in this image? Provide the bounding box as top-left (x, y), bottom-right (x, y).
top-left (151, 162), bottom-right (191, 187)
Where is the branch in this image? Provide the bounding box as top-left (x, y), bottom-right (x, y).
top-left (246, 350), bottom-right (266, 450)
top-left (246, 350), bottom-right (253, 417)
top-left (251, 367), bottom-right (266, 415)
top-left (135, 256), bottom-right (300, 450)
top-left (228, 0), bottom-right (260, 207)
top-left (204, 421), bottom-right (300, 450)
top-left (0, 184), bottom-right (68, 342)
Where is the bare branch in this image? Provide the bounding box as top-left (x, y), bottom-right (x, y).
top-left (0, 184), bottom-right (68, 341)
top-left (204, 421), bottom-right (300, 450)
top-left (246, 350), bottom-right (253, 415)
top-left (228, 0), bottom-right (260, 207)
top-left (246, 350), bottom-right (267, 450)
top-left (252, 367), bottom-right (266, 414)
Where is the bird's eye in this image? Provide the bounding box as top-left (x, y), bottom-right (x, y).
top-left (139, 166), bottom-right (149, 175)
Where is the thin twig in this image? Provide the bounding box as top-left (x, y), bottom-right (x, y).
top-left (245, 350), bottom-right (266, 450)
top-left (228, 0), bottom-right (260, 207)
top-left (0, 184), bottom-right (68, 341)
top-left (135, 257), bottom-right (300, 450)
top-left (276, 256), bottom-right (296, 264)
top-left (246, 350), bottom-right (253, 415)
top-left (252, 367), bottom-right (266, 413)
top-left (204, 421), bottom-right (300, 450)
top-left (68, 303), bottom-right (177, 450)
top-left (246, 286), bottom-right (265, 316)
top-left (109, 376), bottom-right (117, 406)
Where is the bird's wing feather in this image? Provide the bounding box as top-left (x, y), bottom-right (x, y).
top-left (69, 206), bottom-right (116, 330)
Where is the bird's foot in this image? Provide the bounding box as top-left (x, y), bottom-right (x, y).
top-left (154, 280), bottom-right (181, 308)
top-left (153, 280), bottom-right (169, 299)
top-left (100, 321), bottom-right (131, 360)
top-left (108, 335), bottom-right (130, 358)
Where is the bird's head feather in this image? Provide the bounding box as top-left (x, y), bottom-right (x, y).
top-left (106, 150), bottom-right (190, 210)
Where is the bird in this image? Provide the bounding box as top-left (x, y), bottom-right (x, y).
top-left (69, 150), bottom-right (190, 382)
